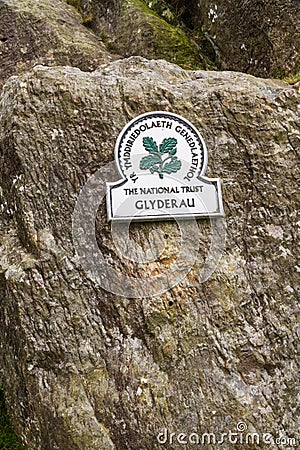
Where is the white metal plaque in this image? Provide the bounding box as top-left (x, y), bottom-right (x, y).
top-left (107, 111), bottom-right (224, 221)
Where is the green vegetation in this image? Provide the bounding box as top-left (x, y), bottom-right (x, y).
top-left (141, 0), bottom-right (218, 69)
top-left (132, 0), bottom-right (212, 69)
top-left (283, 73), bottom-right (300, 84)
top-left (275, 67), bottom-right (300, 84)
top-left (142, 0), bottom-right (180, 25)
top-left (63, 0), bottom-right (217, 70)
top-left (0, 389), bottom-right (27, 450)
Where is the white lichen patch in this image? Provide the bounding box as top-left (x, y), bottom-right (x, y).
top-left (4, 264), bottom-right (25, 282)
top-left (50, 128), bottom-right (64, 140)
top-left (136, 386), bottom-right (143, 396)
top-left (266, 224), bottom-right (284, 240)
top-left (208, 5), bottom-right (218, 23)
top-left (278, 245), bottom-right (292, 258)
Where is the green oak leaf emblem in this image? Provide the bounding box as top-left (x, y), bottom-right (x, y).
top-left (140, 137), bottom-right (182, 179)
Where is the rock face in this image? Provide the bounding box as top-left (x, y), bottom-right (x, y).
top-left (80, 0), bottom-right (211, 69)
top-left (0, 57), bottom-right (299, 449)
top-left (0, 0), bottom-right (111, 89)
top-left (169, 0), bottom-right (300, 77)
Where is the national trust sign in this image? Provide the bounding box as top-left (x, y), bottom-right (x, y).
top-left (107, 111), bottom-right (224, 221)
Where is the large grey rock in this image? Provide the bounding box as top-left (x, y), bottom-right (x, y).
top-left (0, 58), bottom-right (299, 449)
top-left (167, 0), bottom-right (300, 77)
top-left (0, 0), bottom-right (111, 89)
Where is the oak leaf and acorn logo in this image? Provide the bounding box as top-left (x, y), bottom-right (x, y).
top-left (140, 137), bottom-right (182, 179)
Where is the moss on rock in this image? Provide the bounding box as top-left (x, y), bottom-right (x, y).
top-left (283, 73), bottom-right (300, 85)
top-left (142, 0), bottom-right (179, 25)
top-left (80, 0), bottom-right (214, 69)
top-left (0, 389), bottom-right (27, 450)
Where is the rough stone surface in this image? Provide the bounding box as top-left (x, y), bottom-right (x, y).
top-left (0, 0), bottom-right (111, 89)
top-left (0, 57), bottom-right (299, 449)
top-left (170, 0), bottom-right (300, 77)
top-left (79, 0), bottom-right (211, 69)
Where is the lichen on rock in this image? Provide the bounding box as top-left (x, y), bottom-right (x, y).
top-left (163, 0), bottom-right (300, 77)
top-left (0, 0), bottom-right (299, 448)
top-left (0, 58), bottom-right (299, 449)
top-left (0, 0), bottom-right (112, 89)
